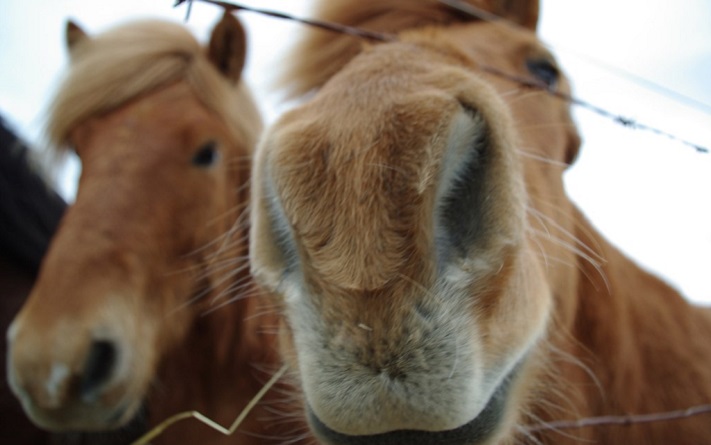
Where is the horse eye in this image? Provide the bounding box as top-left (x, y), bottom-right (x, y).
top-left (526, 58), bottom-right (559, 90)
top-left (192, 140), bottom-right (219, 167)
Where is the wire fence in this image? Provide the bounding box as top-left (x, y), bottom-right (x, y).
top-left (176, 0), bottom-right (709, 154)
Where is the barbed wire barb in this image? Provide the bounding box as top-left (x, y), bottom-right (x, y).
top-left (479, 65), bottom-right (709, 154)
top-left (438, 0), bottom-right (711, 117)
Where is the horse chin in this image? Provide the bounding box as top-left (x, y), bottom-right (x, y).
top-left (18, 389), bottom-right (145, 433)
top-left (306, 366), bottom-right (517, 445)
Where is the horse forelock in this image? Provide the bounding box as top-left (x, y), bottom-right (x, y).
top-left (46, 19), bottom-right (261, 155)
top-left (278, 0), bottom-right (500, 98)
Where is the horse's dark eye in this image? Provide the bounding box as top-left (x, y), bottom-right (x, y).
top-left (526, 58), bottom-right (559, 90)
top-left (192, 140), bottom-right (219, 167)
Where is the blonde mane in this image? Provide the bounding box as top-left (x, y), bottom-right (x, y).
top-left (47, 19), bottom-right (262, 152)
top-left (278, 0), bottom-right (537, 98)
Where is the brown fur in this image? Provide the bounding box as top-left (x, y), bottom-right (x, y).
top-left (7, 14), bottom-right (308, 445)
top-left (253, 0), bottom-right (711, 443)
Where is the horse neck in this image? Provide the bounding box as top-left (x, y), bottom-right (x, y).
top-left (565, 204), bottom-right (707, 350)
top-left (201, 265), bottom-right (274, 370)
top-left (148, 257), bottom-right (280, 436)
top-left (148, 173), bottom-right (283, 427)
top-left (532, 205), bottom-right (711, 440)
top-left (174, 189), bottom-right (273, 372)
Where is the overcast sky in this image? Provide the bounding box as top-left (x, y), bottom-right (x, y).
top-left (1, 0), bottom-right (709, 305)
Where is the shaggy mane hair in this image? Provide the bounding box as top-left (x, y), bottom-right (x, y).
top-left (278, 0), bottom-right (537, 98)
top-left (46, 19), bottom-right (262, 152)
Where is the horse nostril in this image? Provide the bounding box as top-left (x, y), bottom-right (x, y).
top-left (80, 340), bottom-right (117, 402)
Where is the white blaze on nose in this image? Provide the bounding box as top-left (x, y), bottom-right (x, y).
top-left (45, 363), bottom-right (71, 408)
top-left (6, 318), bottom-right (20, 343)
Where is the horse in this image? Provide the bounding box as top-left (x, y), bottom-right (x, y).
top-left (250, 0), bottom-right (711, 444)
top-left (6, 13), bottom-right (306, 445)
top-left (0, 116), bottom-right (66, 444)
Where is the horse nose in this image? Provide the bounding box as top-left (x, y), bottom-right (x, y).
top-left (80, 339), bottom-right (118, 402)
top-left (8, 327), bottom-right (120, 410)
top-left (7, 306), bottom-right (151, 431)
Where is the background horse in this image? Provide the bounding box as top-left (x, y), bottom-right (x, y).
top-left (0, 116), bottom-right (66, 444)
top-left (7, 14), bottom-right (305, 445)
top-left (1, 116), bottom-right (151, 445)
top-left (251, 0), bottom-right (711, 444)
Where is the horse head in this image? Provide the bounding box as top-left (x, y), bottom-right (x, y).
top-left (7, 12), bottom-right (263, 432)
top-left (250, 0), bottom-right (596, 443)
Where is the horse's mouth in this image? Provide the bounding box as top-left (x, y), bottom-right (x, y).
top-left (19, 396), bottom-right (143, 433)
top-left (306, 369), bottom-right (515, 445)
top-left (50, 406), bottom-right (148, 443)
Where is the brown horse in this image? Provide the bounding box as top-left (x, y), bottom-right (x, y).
top-left (7, 14), bottom-right (305, 445)
top-left (251, 0), bottom-right (711, 444)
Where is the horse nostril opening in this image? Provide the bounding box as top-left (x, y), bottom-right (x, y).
top-left (80, 340), bottom-right (117, 402)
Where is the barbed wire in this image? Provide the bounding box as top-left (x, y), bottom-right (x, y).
top-left (524, 404), bottom-right (711, 433)
top-left (175, 0), bottom-right (708, 154)
top-left (480, 65), bottom-right (709, 154)
top-left (174, 0), bottom-right (396, 41)
top-left (440, 0), bottom-right (711, 117)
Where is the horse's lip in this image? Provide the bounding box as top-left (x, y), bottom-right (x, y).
top-left (42, 405), bottom-right (149, 442)
top-left (306, 368), bottom-right (517, 445)
top-left (20, 397), bottom-right (142, 432)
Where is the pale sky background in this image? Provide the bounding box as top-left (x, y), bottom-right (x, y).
top-left (0, 0), bottom-right (709, 305)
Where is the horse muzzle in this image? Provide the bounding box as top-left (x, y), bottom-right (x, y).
top-left (306, 366), bottom-right (517, 445)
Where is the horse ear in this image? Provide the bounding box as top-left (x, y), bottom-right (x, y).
top-left (65, 19), bottom-right (90, 52)
top-left (207, 12), bottom-right (247, 83)
top-left (489, 0), bottom-right (539, 30)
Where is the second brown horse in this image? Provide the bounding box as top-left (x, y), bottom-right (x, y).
top-left (7, 13), bottom-right (307, 445)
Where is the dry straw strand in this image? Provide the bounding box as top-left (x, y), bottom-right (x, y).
top-left (131, 364), bottom-right (288, 444)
